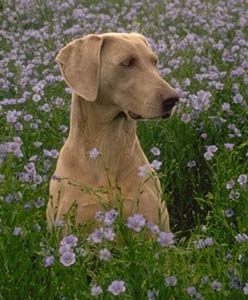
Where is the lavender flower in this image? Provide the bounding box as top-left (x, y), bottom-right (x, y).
top-left (151, 147), bottom-right (160, 156)
top-left (43, 255), bottom-right (55, 268)
top-left (211, 280), bottom-right (222, 291)
top-left (187, 160), bottom-right (196, 168)
top-left (59, 251), bottom-right (76, 267)
top-left (224, 208), bottom-right (234, 217)
top-left (235, 233), bottom-right (248, 243)
top-left (127, 214), bottom-right (146, 232)
top-left (243, 283), bottom-right (248, 295)
top-left (99, 248), bottom-right (111, 261)
top-left (157, 232), bottom-right (175, 247)
top-left (150, 159), bottom-right (162, 170)
top-left (61, 235), bottom-right (78, 248)
top-left (147, 288), bottom-right (159, 300)
top-left (108, 280), bottom-right (126, 296)
top-left (187, 286), bottom-right (197, 296)
top-left (13, 227), bottom-right (22, 236)
top-left (165, 276), bottom-right (177, 286)
top-left (91, 285), bottom-right (103, 297)
top-left (237, 174), bottom-right (247, 188)
top-left (104, 209), bottom-right (118, 226)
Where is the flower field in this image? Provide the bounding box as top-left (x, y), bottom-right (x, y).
top-left (0, 0), bottom-right (247, 299)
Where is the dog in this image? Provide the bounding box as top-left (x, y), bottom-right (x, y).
top-left (46, 33), bottom-right (179, 232)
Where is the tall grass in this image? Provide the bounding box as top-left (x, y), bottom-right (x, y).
top-left (0, 0), bottom-right (247, 299)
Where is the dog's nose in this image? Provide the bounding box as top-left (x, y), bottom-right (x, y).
top-left (163, 97), bottom-right (179, 111)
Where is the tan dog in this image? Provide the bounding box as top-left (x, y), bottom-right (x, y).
top-left (46, 33), bottom-right (178, 232)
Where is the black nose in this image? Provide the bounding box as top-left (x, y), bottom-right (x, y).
top-left (163, 97), bottom-right (179, 111)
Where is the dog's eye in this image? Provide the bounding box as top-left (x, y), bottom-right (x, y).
top-left (121, 58), bottom-right (135, 67)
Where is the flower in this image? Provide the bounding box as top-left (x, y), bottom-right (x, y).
top-left (89, 147), bottom-right (100, 159)
top-left (43, 255), bottom-right (55, 268)
top-left (226, 180), bottom-right (235, 189)
top-left (165, 276), bottom-right (177, 286)
top-left (87, 228), bottom-right (105, 244)
top-left (127, 214), bottom-right (146, 232)
top-left (243, 283), bottom-right (248, 295)
top-left (187, 286), bottom-right (197, 296)
top-left (147, 288), bottom-right (159, 300)
top-left (225, 208), bottom-right (234, 217)
top-left (151, 147), bottom-right (160, 156)
top-left (157, 232), bottom-right (175, 247)
top-left (91, 285), bottom-right (103, 297)
top-left (104, 227), bottom-right (116, 241)
top-left (99, 248), bottom-right (111, 261)
top-left (13, 227), bottom-right (22, 236)
top-left (104, 209), bottom-right (118, 226)
top-left (235, 233), bottom-right (248, 243)
top-left (150, 159), bottom-right (162, 170)
top-left (60, 251), bottom-right (76, 267)
top-left (108, 280), bottom-right (126, 296)
top-left (237, 174), bottom-right (247, 188)
top-left (187, 160), bottom-right (196, 168)
top-left (61, 235), bottom-right (78, 247)
top-left (211, 280), bottom-right (222, 291)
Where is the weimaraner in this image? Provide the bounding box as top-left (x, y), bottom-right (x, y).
top-left (46, 33), bottom-right (179, 232)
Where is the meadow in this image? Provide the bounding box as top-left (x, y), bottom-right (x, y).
top-left (0, 0), bottom-right (248, 299)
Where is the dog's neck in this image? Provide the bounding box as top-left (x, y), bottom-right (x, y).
top-left (67, 93), bottom-right (138, 160)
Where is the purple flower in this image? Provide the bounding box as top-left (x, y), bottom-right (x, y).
top-left (104, 209), bottom-right (118, 226)
top-left (108, 280), bottom-right (126, 296)
top-left (87, 228), bottom-right (105, 244)
top-left (43, 255), bottom-right (55, 268)
top-left (99, 248), bottom-right (111, 261)
top-left (165, 276), bottom-right (177, 286)
top-left (237, 174), bottom-right (247, 188)
top-left (211, 280), bottom-right (222, 291)
top-left (60, 251), bottom-right (76, 267)
top-left (181, 113), bottom-right (191, 123)
top-left (150, 159), bottom-right (162, 170)
top-left (225, 208), bottom-right (234, 217)
top-left (147, 222), bottom-right (160, 235)
top-left (203, 151), bottom-right (214, 160)
top-left (13, 226), bottom-right (22, 236)
top-left (224, 143), bottom-right (235, 150)
top-left (34, 197), bottom-right (45, 208)
top-left (226, 180), bottom-right (235, 189)
top-left (230, 277), bottom-right (242, 289)
top-left (127, 214), bottom-right (146, 232)
top-left (235, 233), bottom-right (248, 243)
top-left (147, 288), bottom-right (159, 300)
top-left (151, 147), bottom-right (160, 156)
top-left (157, 232), bottom-right (175, 247)
top-left (187, 286), bottom-right (197, 296)
top-left (91, 285), bottom-right (103, 297)
top-left (104, 227), bottom-right (115, 241)
top-left (61, 235), bottom-right (78, 247)
top-left (243, 283), bottom-right (248, 295)
top-left (187, 160), bottom-right (196, 168)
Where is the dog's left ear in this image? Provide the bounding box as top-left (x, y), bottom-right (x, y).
top-left (56, 34), bottom-right (103, 102)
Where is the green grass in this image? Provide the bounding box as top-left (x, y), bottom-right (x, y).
top-left (0, 0), bottom-right (248, 299)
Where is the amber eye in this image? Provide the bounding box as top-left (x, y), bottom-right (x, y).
top-left (121, 57), bottom-right (135, 67)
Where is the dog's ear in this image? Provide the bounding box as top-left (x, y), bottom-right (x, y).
top-left (56, 35), bottom-right (103, 102)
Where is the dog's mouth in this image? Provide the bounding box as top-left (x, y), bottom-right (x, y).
top-left (128, 111), bottom-right (142, 120)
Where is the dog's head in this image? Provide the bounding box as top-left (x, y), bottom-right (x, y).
top-left (56, 33), bottom-right (179, 120)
